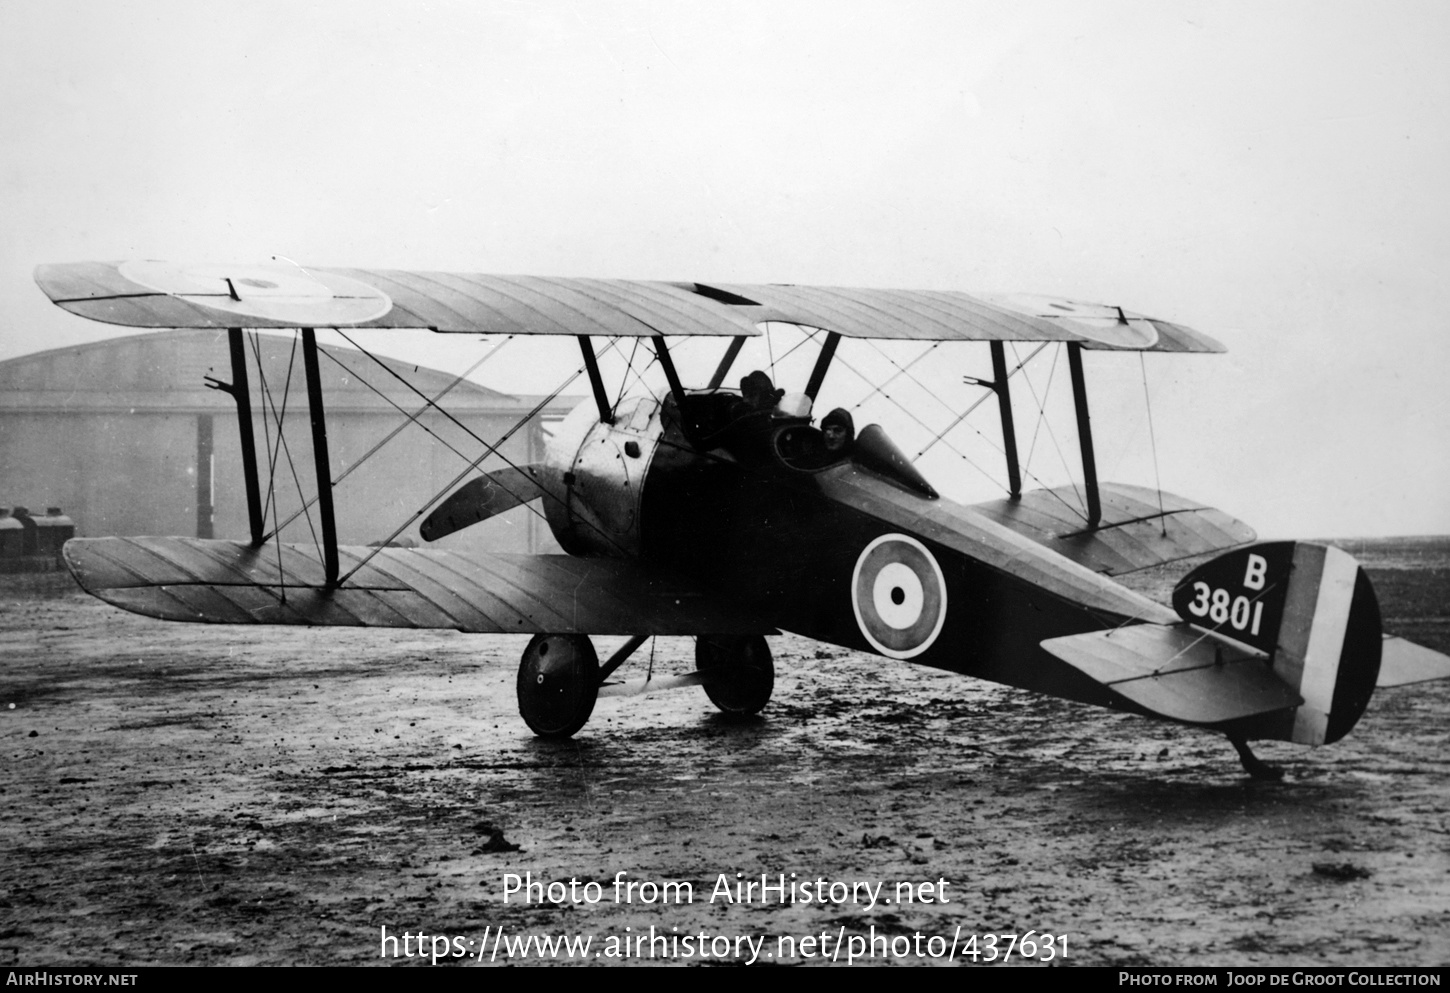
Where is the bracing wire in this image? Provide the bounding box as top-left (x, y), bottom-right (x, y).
top-left (248, 334), bottom-right (287, 599)
top-left (337, 380), bottom-right (580, 584)
top-left (241, 329), bottom-right (590, 587)
top-left (828, 346), bottom-right (1006, 492)
top-left (614, 336), bottom-right (643, 410)
top-left (318, 352), bottom-right (473, 455)
top-left (335, 337), bottom-right (642, 584)
top-left (829, 339), bottom-right (1087, 517)
top-left (914, 343), bottom-right (1046, 461)
top-left (1139, 353), bottom-right (1168, 536)
top-left (336, 329), bottom-right (558, 465)
top-left (266, 339), bottom-right (322, 558)
top-left (248, 334), bottom-right (280, 523)
top-left (776, 326), bottom-right (820, 366)
top-left (248, 333), bottom-right (324, 588)
top-left (1013, 344), bottom-right (1089, 523)
top-left (850, 340), bottom-right (943, 417)
top-left (263, 337), bottom-right (515, 539)
top-left (858, 338), bottom-right (962, 420)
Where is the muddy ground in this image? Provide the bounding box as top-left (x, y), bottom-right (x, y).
top-left (2, 538), bottom-right (1447, 967)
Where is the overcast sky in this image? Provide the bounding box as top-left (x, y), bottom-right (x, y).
top-left (2, 1), bottom-right (1446, 538)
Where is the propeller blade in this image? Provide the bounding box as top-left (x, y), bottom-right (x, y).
top-left (420, 465), bottom-right (550, 541)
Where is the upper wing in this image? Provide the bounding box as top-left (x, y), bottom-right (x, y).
top-left (704, 284), bottom-right (1221, 352)
top-left (35, 261), bottom-right (1222, 352)
top-left (35, 263), bottom-right (762, 339)
top-left (63, 536), bottom-right (774, 636)
top-left (969, 483), bottom-right (1257, 576)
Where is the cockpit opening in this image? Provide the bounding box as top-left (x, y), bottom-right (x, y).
top-left (662, 370), bottom-right (938, 498)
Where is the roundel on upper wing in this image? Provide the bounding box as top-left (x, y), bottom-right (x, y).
top-left (851, 534), bottom-right (947, 659)
top-left (981, 293), bottom-right (1160, 349)
top-left (118, 260), bottom-right (392, 325)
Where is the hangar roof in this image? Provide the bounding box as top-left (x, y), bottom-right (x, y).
top-left (0, 330), bottom-right (564, 416)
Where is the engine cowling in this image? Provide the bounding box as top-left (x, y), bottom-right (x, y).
top-left (543, 396), bottom-right (665, 558)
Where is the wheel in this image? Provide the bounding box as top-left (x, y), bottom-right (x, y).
top-left (695, 635), bottom-right (774, 715)
top-left (517, 634), bottom-right (599, 738)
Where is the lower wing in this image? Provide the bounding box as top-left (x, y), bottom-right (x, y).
top-left (970, 482), bottom-right (1256, 576)
top-left (63, 536), bottom-right (773, 636)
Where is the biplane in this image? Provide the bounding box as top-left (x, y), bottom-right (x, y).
top-left (34, 260), bottom-right (1450, 778)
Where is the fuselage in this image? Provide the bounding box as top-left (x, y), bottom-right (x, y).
top-left (542, 393), bottom-right (1176, 711)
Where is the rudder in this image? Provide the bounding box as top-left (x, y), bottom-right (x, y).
top-left (1172, 542), bottom-right (1381, 744)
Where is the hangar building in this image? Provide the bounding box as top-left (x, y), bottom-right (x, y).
top-left (0, 330), bottom-right (570, 555)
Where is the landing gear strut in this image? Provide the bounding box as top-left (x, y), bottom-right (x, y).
top-left (696, 635), bottom-right (774, 715)
top-left (1228, 734), bottom-right (1284, 781)
top-left (517, 634), bottom-right (598, 738)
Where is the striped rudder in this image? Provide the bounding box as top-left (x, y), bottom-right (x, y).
top-left (1171, 542), bottom-right (1381, 745)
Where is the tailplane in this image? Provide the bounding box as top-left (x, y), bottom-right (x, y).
top-left (1043, 542), bottom-right (1450, 747)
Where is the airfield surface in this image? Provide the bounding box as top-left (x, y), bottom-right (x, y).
top-left (2, 538), bottom-right (1448, 967)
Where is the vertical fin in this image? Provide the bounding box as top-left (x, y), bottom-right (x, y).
top-left (1172, 542), bottom-right (1382, 745)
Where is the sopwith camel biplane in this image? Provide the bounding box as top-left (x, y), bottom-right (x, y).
top-left (35, 260), bottom-right (1450, 777)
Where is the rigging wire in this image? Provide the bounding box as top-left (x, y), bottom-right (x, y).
top-left (1012, 344), bottom-right (1089, 524)
top-left (336, 329), bottom-right (554, 466)
top-left (613, 336), bottom-right (644, 410)
top-left (828, 347), bottom-right (1006, 492)
top-left (854, 337), bottom-right (1051, 495)
top-left (264, 336), bottom-right (516, 539)
top-left (248, 333), bottom-right (287, 599)
top-left (850, 340), bottom-right (942, 417)
top-left (337, 381), bottom-right (581, 584)
top-left (1140, 353), bottom-right (1168, 536)
top-left (249, 333), bottom-right (323, 583)
top-left (830, 340), bottom-right (1085, 513)
top-left (776, 326), bottom-right (820, 366)
top-left (242, 329), bottom-right (580, 584)
top-left (249, 334), bottom-right (282, 523)
top-left (914, 342), bottom-right (1045, 461)
top-left (858, 338), bottom-right (964, 420)
top-left (316, 352), bottom-right (476, 461)
top-left (335, 337), bottom-right (640, 583)
top-left (317, 331), bottom-right (661, 569)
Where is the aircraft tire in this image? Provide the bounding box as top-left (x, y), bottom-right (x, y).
top-left (517, 634), bottom-right (599, 738)
top-left (695, 635), bottom-right (774, 716)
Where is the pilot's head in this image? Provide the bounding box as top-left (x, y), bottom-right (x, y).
top-left (822, 408), bottom-right (855, 453)
top-left (740, 370), bottom-right (785, 410)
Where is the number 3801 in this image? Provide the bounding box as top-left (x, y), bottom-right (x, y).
top-left (1186, 582), bottom-right (1264, 635)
